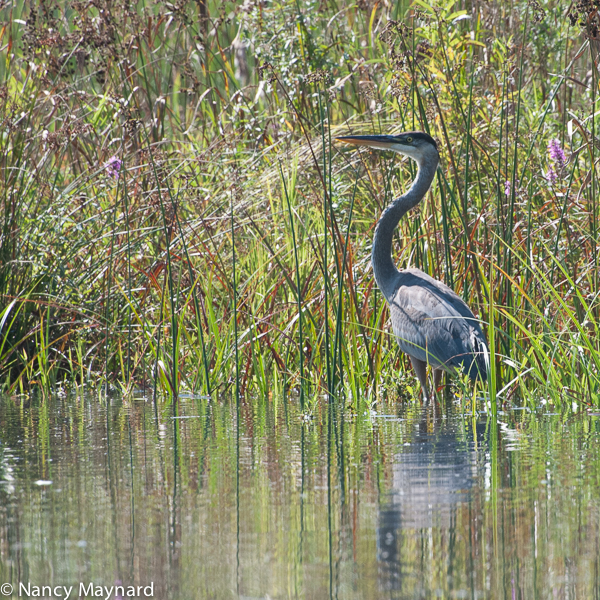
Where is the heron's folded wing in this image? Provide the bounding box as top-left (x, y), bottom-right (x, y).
top-left (388, 278), bottom-right (489, 379)
top-left (389, 304), bottom-right (473, 370)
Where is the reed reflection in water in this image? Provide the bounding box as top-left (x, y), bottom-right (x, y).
top-left (0, 394), bottom-right (599, 599)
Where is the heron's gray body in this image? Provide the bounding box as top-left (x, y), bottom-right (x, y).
top-left (388, 268), bottom-right (489, 380)
top-left (337, 131), bottom-right (489, 398)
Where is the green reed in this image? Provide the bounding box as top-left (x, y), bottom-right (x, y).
top-left (280, 161), bottom-right (305, 408)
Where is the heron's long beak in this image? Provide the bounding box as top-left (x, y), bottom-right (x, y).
top-left (335, 135), bottom-right (400, 150)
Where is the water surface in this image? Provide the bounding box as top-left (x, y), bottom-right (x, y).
top-left (1, 393), bottom-right (599, 599)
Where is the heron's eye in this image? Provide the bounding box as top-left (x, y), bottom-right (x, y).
top-left (406, 136), bottom-right (413, 143)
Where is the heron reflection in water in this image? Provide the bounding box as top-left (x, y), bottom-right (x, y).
top-left (337, 132), bottom-right (489, 400)
top-left (376, 403), bottom-right (486, 591)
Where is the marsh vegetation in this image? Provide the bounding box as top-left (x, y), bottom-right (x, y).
top-left (1, 0), bottom-right (599, 406)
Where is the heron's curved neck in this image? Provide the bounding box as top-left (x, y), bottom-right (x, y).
top-left (372, 156), bottom-right (438, 300)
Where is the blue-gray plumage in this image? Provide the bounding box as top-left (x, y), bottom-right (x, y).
top-left (337, 131), bottom-right (489, 400)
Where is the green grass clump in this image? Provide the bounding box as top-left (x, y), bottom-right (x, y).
top-left (0, 0), bottom-right (599, 407)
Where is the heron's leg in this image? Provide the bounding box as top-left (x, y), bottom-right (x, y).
top-left (433, 369), bottom-right (443, 397)
top-left (410, 356), bottom-right (429, 401)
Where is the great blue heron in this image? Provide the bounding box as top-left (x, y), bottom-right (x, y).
top-left (337, 131), bottom-right (489, 400)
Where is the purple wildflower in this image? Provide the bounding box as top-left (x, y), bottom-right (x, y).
top-left (504, 180), bottom-right (511, 197)
top-left (545, 165), bottom-right (557, 183)
top-left (545, 138), bottom-right (566, 185)
top-left (106, 155), bottom-right (122, 178)
top-left (547, 139), bottom-right (566, 170)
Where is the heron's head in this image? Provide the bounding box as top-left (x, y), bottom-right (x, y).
top-left (336, 131), bottom-right (438, 165)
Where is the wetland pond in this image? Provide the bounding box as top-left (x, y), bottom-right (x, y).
top-left (0, 393), bottom-right (599, 599)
